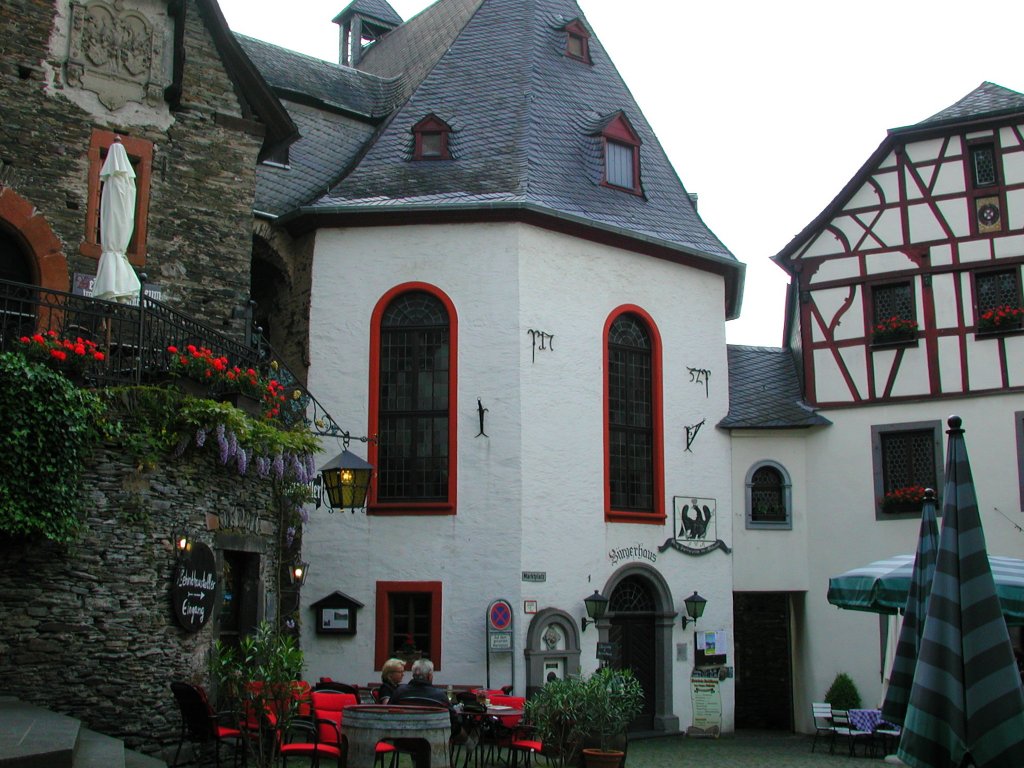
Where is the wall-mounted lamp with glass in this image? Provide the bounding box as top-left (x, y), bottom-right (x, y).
top-left (289, 560), bottom-right (310, 586)
top-left (681, 591), bottom-right (707, 628)
top-left (318, 449), bottom-right (374, 511)
top-left (581, 590), bottom-right (609, 632)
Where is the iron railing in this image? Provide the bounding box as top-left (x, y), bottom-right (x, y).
top-left (0, 278), bottom-right (358, 439)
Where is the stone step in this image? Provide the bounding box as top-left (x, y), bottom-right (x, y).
top-left (0, 697), bottom-right (166, 768)
top-left (0, 697), bottom-right (79, 768)
top-left (73, 729), bottom-right (124, 768)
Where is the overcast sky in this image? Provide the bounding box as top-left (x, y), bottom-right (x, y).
top-left (219, 0), bottom-right (1024, 347)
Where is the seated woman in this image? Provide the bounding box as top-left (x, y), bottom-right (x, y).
top-left (377, 657), bottom-right (406, 704)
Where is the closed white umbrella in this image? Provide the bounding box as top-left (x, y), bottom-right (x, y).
top-left (92, 139), bottom-right (141, 303)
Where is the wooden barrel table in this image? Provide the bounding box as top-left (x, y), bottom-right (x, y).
top-left (344, 704), bottom-right (451, 768)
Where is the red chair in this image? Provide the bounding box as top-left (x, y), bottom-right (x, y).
top-left (278, 690), bottom-right (355, 768)
top-left (170, 681), bottom-right (243, 768)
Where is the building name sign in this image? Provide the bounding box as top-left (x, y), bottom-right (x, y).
top-left (608, 544), bottom-right (657, 566)
top-left (521, 571), bottom-right (546, 583)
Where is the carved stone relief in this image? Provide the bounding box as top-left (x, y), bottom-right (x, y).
top-left (66, 0), bottom-right (169, 110)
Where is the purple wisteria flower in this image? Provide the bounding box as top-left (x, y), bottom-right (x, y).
top-left (194, 428), bottom-right (207, 448)
top-left (236, 448), bottom-right (248, 475)
top-left (272, 454), bottom-right (285, 480)
top-left (255, 456), bottom-right (270, 478)
top-left (285, 526), bottom-right (296, 547)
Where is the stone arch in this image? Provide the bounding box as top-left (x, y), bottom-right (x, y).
top-left (524, 607), bottom-right (581, 696)
top-left (598, 563), bottom-right (680, 733)
top-left (0, 187), bottom-right (69, 293)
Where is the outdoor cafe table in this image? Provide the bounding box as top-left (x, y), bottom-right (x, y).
top-left (458, 706), bottom-right (524, 767)
top-left (345, 705), bottom-right (452, 768)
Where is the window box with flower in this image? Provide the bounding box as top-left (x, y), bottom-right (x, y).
top-left (220, 365), bottom-right (288, 420)
top-left (870, 316), bottom-right (919, 346)
top-left (977, 304), bottom-right (1024, 334)
top-left (880, 484), bottom-right (928, 514)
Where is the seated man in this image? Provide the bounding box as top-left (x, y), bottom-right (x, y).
top-left (389, 658), bottom-right (463, 768)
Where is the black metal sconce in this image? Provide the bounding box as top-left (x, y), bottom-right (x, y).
top-left (317, 449), bottom-right (374, 511)
top-left (581, 590), bottom-right (609, 632)
top-left (289, 560), bottom-right (310, 586)
top-left (681, 591), bottom-right (707, 628)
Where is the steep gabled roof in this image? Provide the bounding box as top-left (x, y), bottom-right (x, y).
top-left (275, 0), bottom-right (740, 314)
top-left (719, 346), bottom-right (830, 429)
top-left (774, 82), bottom-right (1024, 269)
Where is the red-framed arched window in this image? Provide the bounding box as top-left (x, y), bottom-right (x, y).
top-left (368, 282), bottom-right (458, 515)
top-left (603, 305), bottom-right (664, 524)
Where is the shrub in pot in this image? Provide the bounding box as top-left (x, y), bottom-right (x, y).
top-left (579, 667), bottom-right (644, 768)
top-left (523, 675), bottom-right (590, 767)
top-left (824, 671), bottom-right (862, 712)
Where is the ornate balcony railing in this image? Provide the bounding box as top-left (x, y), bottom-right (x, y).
top-left (0, 277), bottom-right (356, 439)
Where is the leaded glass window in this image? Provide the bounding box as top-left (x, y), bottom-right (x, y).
top-left (389, 592), bottom-right (432, 659)
top-left (608, 313), bottom-right (653, 512)
top-left (977, 270), bottom-right (1020, 313)
top-left (881, 430), bottom-right (935, 494)
top-left (873, 282), bottom-right (914, 325)
top-left (971, 144), bottom-right (997, 188)
top-left (609, 576), bottom-right (656, 612)
top-left (750, 466), bottom-right (786, 522)
top-left (378, 292), bottom-right (449, 502)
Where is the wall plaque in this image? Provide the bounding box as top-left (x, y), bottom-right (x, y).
top-left (171, 542), bottom-right (217, 632)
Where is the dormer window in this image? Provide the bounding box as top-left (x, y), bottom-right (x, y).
top-left (564, 20), bottom-right (590, 63)
top-left (600, 113), bottom-right (641, 194)
top-left (412, 114), bottom-right (452, 161)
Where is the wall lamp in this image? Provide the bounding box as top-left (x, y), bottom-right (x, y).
top-left (317, 449), bottom-right (374, 511)
top-left (681, 591), bottom-right (707, 628)
top-left (581, 590), bottom-right (609, 632)
top-left (172, 524), bottom-right (192, 558)
top-left (288, 560), bottom-right (310, 586)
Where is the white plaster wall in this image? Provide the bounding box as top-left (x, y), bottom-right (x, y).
top-left (791, 396), bottom-right (1024, 731)
top-left (300, 222), bottom-right (736, 732)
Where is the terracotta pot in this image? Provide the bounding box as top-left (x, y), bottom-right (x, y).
top-left (582, 748), bottom-right (624, 768)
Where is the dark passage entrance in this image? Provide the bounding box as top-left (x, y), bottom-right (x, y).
top-left (609, 576), bottom-right (656, 731)
top-left (733, 592), bottom-right (793, 730)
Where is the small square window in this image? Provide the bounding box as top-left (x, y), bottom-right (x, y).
top-left (567, 33), bottom-right (585, 59)
top-left (971, 144), bottom-right (997, 188)
top-left (745, 462), bottom-right (792, 529)
top-left (420, 133), bottom-right (442, 157)
top-left (975, 269), bottom-right (1023, 332)
top-left (564, 20), bottom-right (590, 63)
top-left (606, 140), bottom-right (635, 190)
top-left (871, 421), bottom-right (942, 519)
top-left (375, 581), bottom-right (442, 670)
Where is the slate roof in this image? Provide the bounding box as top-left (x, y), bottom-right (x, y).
top-left (912, 81), bottom-right (1024, 129)
top-left (237, 35), bottom-right (402, 119)
top-left (239, 0), bottom-right (742, 312)
top-left (334, 0), bottom-right (404, 27)
top-left (719, 346), bottom-right (830, 429)
top-left (774, 82), bottom-right (1024, 268)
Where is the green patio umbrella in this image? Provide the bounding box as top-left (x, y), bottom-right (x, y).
top-left (897, 416), bottom-right (1024, 768)
top-left (879, 489), bottom-right (938, 727)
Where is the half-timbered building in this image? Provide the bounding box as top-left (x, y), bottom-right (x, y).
top-left (724, 81), bottom-right (1024, 732)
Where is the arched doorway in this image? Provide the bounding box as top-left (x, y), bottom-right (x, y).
top-left (601, 566), bottom-right (679, 734)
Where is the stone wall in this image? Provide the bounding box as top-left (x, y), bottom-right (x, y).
top-left (0, 441), bottom-right (287, 759)
top-left (0, 0), bottom-right (263, 338)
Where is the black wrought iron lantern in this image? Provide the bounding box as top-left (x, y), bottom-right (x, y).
top-left (581, 590), bottom-right (609, 632)
top-left (319, 449), bottom-right (373, 511)
top-left (289, 559), bottom-right (310, 586)
top-left (682, 590), bottom-right (708, 628)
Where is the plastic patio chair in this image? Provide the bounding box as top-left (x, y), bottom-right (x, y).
top-left (170, 681), bottom-right (243, 768)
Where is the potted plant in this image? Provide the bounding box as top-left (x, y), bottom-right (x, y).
top-left (579, 668), bottom-right (644, 768)
top-left (523, 675), bottom-right (590, 768)
top-left (824, 671), bottom-right (862, 712)
top-left (166, 344), bottom-right (228, 396)
top-left (17, 330), bottom-right (105, 382)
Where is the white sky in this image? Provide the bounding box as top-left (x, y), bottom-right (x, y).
top-left (219, 0), bottom-right (1024, 347)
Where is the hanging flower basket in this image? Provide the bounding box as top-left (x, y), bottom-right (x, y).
top-left (870, 317), bottom-right (918, 345)
top-left (977, 305), bottom-right (1024, 333)
top-left (880, 484), bottom-right (927, 513)
top-left (16, 331), bottom-right (106, 381)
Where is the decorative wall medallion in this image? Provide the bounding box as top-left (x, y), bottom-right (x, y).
top-left (976, 196), bottom-right (1002, 234)
top-left (67, 1), bottom-right (169, 110)
top-left (659, 496), bottom-right (731, 556)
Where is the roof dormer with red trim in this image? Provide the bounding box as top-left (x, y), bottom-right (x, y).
top-left (600, 112), bottom-right (642, 195)
top-left (411, 114), bottom-right (452, 160)
top-left (563, 19), bottom-right (591, 64)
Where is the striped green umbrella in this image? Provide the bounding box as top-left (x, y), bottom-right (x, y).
top-left (827, 554), bottom-right (1024, 623)
top-left (897, 416), bottom-right (1024, 768)
top-left (879, 489), bottom-right (939, 728)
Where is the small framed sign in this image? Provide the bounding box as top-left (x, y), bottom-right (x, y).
top-left (523, 600), bottom-right (538, 614)
top-left (310, 591), bottom-right (364, 635)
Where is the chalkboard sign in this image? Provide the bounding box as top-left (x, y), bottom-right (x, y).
top-left (171, 542), bottom-right (217, 632)
top-left (596, 642), bottom-right (614, 660)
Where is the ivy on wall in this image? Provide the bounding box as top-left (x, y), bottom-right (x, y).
top-left (0, 354), bottom-right (320, 546)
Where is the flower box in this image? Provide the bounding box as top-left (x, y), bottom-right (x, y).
top-left (977, 305), bottom-right (1024, 333)
top-left (16, 331), bottom-right (105, 379)
top-left (880, 485), bottom-right (927, 513)
top-left (870, 317), bottom-right (918, 346)
top-left (219, 391), bottom-right (263, 418)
